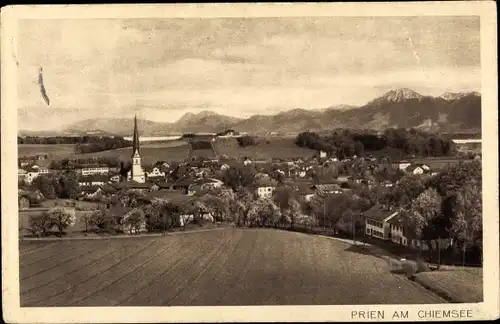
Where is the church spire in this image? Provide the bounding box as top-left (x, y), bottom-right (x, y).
top-left (132, 114), bottom-right (140, 157)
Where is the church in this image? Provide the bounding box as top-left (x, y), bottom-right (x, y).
top-left (126, 115), bottom-right (146, 183)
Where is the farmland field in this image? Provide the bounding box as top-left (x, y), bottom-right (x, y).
top-left (213, 137), bottom-right (317, 160)
top-left (19, 140), bottom-right (191, 165)
top-left (18, 144), bottom-right (77, 157)
top-left (20, 228), bottom-right (445, 306)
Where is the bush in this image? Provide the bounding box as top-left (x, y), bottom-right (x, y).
top-left (416, 259), bottom-right (431, 273)
top-left (237, 136), bottom-right (257, 147)
top-left (28, 212), bottom-right (54, 237)
top-left (402, 262), bottom-right (417, 277)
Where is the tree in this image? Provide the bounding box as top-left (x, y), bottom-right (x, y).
top-left (48, 207), bottom-right (76, 237)
top-left (222, 165), bottom-right (256, 191)
top-left (79, 210), bottom-right (93, 232)
top-left (90, 208), bottom-right (116, 232)
top-left (57, 173), bottom-right (79, 199)
top-left (247, 198), bottom-right (281, 227)
top-left (201, 194), bottom-right (227, 222)
top-left (123, 209), bottom-right (145, 234)
top-left (407, 188), bottom-right (442, 259)
top-left (237, 135), bottom-right (257, 147)
top-left (388, 174), bottom-right (426, 207)
top-left (30, 174), bottom-right (57, 199)
top-left (451, 180), bottom-right (482, 261)
top-left (28, 212), bottom-right (54, 237)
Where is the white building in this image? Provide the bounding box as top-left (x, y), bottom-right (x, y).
top-left (220, 164), bottom-right (230, 171)
top-left (319, 150), bottom-right (327, 159)
top-left (146, 167), bottom-right (165, 178)
top-left (81, 166), bottom-right (109, 176)
top-left (364, 204), bottom-right (399, 240)
top-left (243, 157), bottom-right (252, 166)
top-left (254, 179), bottom-right (276, 199)
top-left (395, 160), bottom-right (411, 171)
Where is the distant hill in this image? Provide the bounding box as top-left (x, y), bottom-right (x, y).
top-left (29, 88), bottom-right (481, 136)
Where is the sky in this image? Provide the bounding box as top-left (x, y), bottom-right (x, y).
top-left (17, 16), bottom-right (480, 131)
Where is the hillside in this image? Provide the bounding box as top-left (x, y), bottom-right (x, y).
top-left (42, 89), bottom-right (480, 136)
top-left (20, 228), bottom-right (445, 306)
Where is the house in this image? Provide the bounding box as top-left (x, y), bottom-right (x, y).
top-left (392, 160), bottom-right (411, 171)
top-left (336, 175), bottom-right (351, 184)
top-left (23, 171), bottom-right (41, 184)
top-left (220, 164), bottom-right (230, 171)
top-left (187, 184), bottom-right (203, 196)
top-left (110, 174), bottom-right (121, 183)
top-left (363, 204), bottom-right (399, 240)
top-left (78, 175), bottom-right (110, 187)
top-left (108, 206), bottom-right (147, 234)
top-left (146, 167), bottom-right (165, 179)
top-left (387, 214), bottom-right (429, 250)
top-left (381, 180), bottom-right (394, 187)
top-left (319, 150), bottom-right (327, 159)
top-left (79, 186), bottom-right (102, 200)
top-left (254, 179), bottom-right (277, 199)
top-left (150, 181), bottom-right (191, 194)
top-left (405, 164), bottom-right (425, 175)
top-left (80, 165), bottom-right (109, 176)
top-left (311, 183), bottom-right (345, 195)
top-left (38, 168), bottom-right (49, 174)
top-left (218, 129), bottom-right (237, 137)
top-left (297, 184), bottom-right (315, 202)
top-left (18, 196), bottom-right (30, 209)
top-left (243, 157), bottom-right (252, 166)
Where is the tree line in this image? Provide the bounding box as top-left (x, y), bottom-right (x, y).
top-left (295, 128), bottom-right (456, 159)
top-left (48, 156), bottom-right (121, 169)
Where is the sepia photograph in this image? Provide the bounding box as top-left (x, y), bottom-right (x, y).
top-left (1, 2), bottom-right (498, 323)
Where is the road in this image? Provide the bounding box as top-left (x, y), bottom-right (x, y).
top-left (20, 228), bottom-right (445, 306)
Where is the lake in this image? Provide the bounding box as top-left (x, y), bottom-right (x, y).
top-left (123, 135), bottom-right (182, 142)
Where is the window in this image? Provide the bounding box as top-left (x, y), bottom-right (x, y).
top-left (366, 228), bottom-right (370, 234)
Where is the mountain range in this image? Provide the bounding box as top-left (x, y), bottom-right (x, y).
top-left (20, 88), bottom-right (481, 136)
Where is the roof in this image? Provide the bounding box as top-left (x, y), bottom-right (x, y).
top-left (111, 181), bottom-right (152, 189)
top-left (362, 204), bottom-right (399, 222)
top-left (80, 164), bottom-right (109, 169)
top-left (101, 183), bottom-right (118, 194)
top-left (79, 174), bottom-right (110, 182)
top-left (312, 184), bottom-right (341, 191)
top-left (254, 178), bottom-right (277, 187)
top-left (405, 164), bottom-right (423, 172)
top-left (108, 205), bottom-right (134, 218)
top-left (297, 184), bottom-right (314, 195)
top-left (80, 185), bottom-right (101, 192)
top-left (144, 192), bottom-right (197, 207)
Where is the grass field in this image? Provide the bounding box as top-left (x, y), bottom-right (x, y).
top-left (19, 140), bottom-right (191, 165)
top-left (413, 269), bottom-right (483, 303)
top-left (18, 144), bottom-right (77, 157)
top-left (19, 228), bottom-right (446, 306)
top-left (18, 137), bottom-right (317, 165)
top-left (213, 137), bottom-right (317, 160)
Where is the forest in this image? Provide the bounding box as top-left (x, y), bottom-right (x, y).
top-left (295, 128), bottom-right (456, 159)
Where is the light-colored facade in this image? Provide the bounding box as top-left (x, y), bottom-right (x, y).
top-left (364, 207), bottom-right (398, 240)
top-left (256, 186), bottom-right (275, 199)
top-left (81, 166), bottom-right (109, 176)
top-left (146, 167), bottom-right (165, 178)
top-left (127, 115), bottom-right (146, 183)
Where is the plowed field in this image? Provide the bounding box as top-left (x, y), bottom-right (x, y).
top-left (20, 228), bottom-right (445, 306)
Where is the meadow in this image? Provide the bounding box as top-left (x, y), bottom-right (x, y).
top-left (19, 228), bottom-right (446, 306)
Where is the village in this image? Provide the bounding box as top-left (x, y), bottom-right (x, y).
top-left (17, 116), bottom-right (482, 265)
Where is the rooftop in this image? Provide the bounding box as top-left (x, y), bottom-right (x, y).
top-left (363, 204), bottom-right (399, 222)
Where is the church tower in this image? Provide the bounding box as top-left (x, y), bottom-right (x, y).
top-left (127, 114), bottom-right (146, 183)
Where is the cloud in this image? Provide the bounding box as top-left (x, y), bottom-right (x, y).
top-left (17, 17), bottom-right (480, 131)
